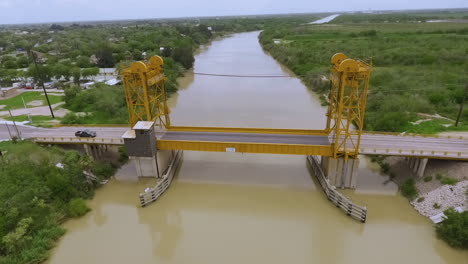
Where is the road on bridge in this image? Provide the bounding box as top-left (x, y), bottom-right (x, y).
top-left (1, 124), bottom-right (468, 159)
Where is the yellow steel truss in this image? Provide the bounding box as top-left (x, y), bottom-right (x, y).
top-left (122, 56), bottom-right (171, 128)
top-left (326, 53), bottom-right (372, 159)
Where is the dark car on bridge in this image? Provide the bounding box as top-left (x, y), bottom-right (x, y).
top-left (75, 130), bottom-right (97, 137)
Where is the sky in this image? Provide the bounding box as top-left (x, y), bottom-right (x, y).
top-left (0, 0), bottom-right (466, 24)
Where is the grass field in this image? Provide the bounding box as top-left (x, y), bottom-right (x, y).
top-left (0, 91), bottom-right (64, 110)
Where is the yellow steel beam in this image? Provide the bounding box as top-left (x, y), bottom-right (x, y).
top-left (167, 126), bottom-right (328, 136)
top-left (157, 140), bottom-right (334, 156)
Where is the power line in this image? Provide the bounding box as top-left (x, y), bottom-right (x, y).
top-left (193, 72), bottom-right (293, 78)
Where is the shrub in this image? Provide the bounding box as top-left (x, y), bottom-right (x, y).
top-left (436, 173), bottom-right (443, 180)
top-left (118, 146), bottom-right (128, 163)
top-left (417, 197), bottom-right (425, 203)
top-left (423, 176), bottom-right (433, 182)
top-left (436, 209), bottom-right (468, 249)
top-left (401, 179), bottom-right (418, 200)
top-left (440, 177), bottom-right (458, 185)
top-left (433, 203), bottom-right (441, 209)
top-left (91, 162), bottom-right (116, 179)
top-left (68, 198), bottom-right (90, 217)
top-left (380, 162), bottom-right (390, 174)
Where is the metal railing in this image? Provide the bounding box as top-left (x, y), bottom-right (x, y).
top-left (360, 148), bottom-right (468, 159)
top-left (139, 150), bottom-right (183, 207)
top-left (33, 136), bottom-right (124, 145)
top-left (307, 155), bottom-right (367, 223)
top-left (362, 131), bottom-right (468, 140)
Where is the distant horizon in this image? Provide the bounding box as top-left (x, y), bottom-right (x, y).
top-left (0, 0), bottom-right (466, 26)
top-left (1, 7), bottom-right (467, 26)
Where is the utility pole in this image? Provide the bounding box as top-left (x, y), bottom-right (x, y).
top-left (22, 96), bottom-right (32, 124)
top-left (31, 50), bottom-right (55, 118)
top-left (455, 83), bottom-right (468, 127)
top-left (5, 123), bottom-right (12, 139)
top-left (8, 109), bottom-right (21, 140)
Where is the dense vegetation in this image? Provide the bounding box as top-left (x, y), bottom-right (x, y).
top-left (0, 15), bottom-right (320, 87)
top-left (61, 83), bottom-right (128, 124)
top-left (332, 11), bottom-right (468, 24)
top-left (436, 208), bottom-right (468, 249)
top-left (0, 141), bottom-right (119, 263)
top-left (260, 14), bottom-right (468, 133)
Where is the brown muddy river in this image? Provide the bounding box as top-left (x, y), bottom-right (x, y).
top-left (46, 32), bottom-right (468, 264)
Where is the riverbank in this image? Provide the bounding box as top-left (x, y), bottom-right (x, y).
top-left (0, 141), bottom-right (124, 263)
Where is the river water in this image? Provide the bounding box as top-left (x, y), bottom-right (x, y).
top-left (46, 32), bottom-right (468, 264)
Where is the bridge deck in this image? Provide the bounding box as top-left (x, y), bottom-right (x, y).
top-left (2, 125), bottom-right (468, 160)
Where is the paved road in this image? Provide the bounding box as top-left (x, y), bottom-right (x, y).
top-left (161, 131), bottom-right (330, 145)
top-left (1, 124), bottom-right (467, 159)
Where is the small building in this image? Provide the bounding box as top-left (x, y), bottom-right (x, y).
top-left (0, 87), bottom-right (18, 98)
top-left (105, 78), bottom-right (121, 86)
top-left (83, 81), bottom-right (95, 89)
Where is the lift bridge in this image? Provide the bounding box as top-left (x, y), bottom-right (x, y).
top-left (30, 53), bottom-right (468, 222)
top-left (120, 53), bottom-right (369, 181)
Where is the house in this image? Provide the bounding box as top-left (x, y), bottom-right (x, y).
top-left (0, 87), bottom-right (18, 98)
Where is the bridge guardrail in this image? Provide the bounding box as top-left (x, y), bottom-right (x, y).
top-left (362, 131), bottom-right (468, 140)
top-left (52, 124), bottom-right (129, 128)
top-left (139, 150), bottom-right (183, 207)
top-left (360, 148), bottom-right (468, 159)
top-left (307, 155), bottom-right (367, 223)
top-left (33, 136), bottom-right (124, 145)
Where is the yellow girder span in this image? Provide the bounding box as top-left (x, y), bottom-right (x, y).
top-left (157, 140), bottom-right (334, 156)
top-left (168, 126), bottom-right (328, 136)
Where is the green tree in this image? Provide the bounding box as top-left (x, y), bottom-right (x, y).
top-left (76, 56), bottom-right (91, 68)
top-left (171, 43), bottom-right (194, 69)
top-left (16, 56), bottom-right (29, 68)
top-left (71, 67), bottom-right (81, 84)
top-left (3, 59), bottom-right (17, 69)
top-left (81, 67), bottom-right (99, 80)
top-left (52, 64), bottom-right (72, 81)
top-left (95, 46), bottom-right (115, 67)
top-left (436, 209), bottom-right (468, 248)
top-left (27, 64), bottom-right (52, 82)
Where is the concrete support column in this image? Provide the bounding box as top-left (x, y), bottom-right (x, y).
top-left (91, 145), bottom-right (99, 158)
top-left (321, 156), bottom-right (360, 189)
top-left (130, 156), bottom-right (159, 177)
top-left (83, 144), bottom-right (94, 160)
top-left (98, 145), bottom-right (104, 157)
top-left (83, 144), bottom-right (93, 157)
top-left (156, 150), bottom-right (173, 177)
top-left (416, 158), bottom-right (428, 178)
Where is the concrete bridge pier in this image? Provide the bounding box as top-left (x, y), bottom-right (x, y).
top-left (407, 157), bottom-right (428, 178)
top-left (83, 144), bottom-right (93, 160)
top-left (320, 156), bottom-right (359, 189)
top-left (83, 144), bottom-right (109, 160)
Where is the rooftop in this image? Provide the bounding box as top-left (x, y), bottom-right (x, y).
top-left (122, 129), bottom-right (136, 139)
top-left (133, 121), bottom-right (154, 130)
